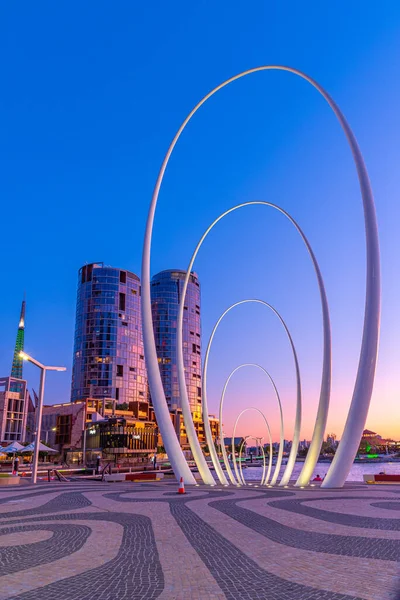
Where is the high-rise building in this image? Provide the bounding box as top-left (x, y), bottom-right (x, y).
top-left (11, 299), bottom-right (26, 379)
top-left (150, 269), bottom-right (202, 413)
top-left (0, 299), bottom-right (31, 444)
top-left (71, 262), bottom-right (149, 418)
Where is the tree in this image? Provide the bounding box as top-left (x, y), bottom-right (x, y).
top-left (298, 447), bottom-right (309, 457)
top-left (116, 403), bottom-right (129, 411)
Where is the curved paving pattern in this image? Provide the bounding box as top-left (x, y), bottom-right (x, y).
top-left (371, 502), bottom-right (400, 512)
top-left (1, 481), bottom-right (400, 599)
top-left (169, 500), bottom-right (360, 600)
top-left (2, 512), bottom-right (164, 599)
top-left (0, 524), bottom-right (90, 575)
top-left (0, 492), bottom-right (92, 520)
top-left (268, 495), bottom-right (400, 530)
top-left (209, 497), bottom-right (400, 560)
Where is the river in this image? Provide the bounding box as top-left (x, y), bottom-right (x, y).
top-left (240, 460), bottom-right (400, 482)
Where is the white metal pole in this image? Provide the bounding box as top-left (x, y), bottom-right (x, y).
top-left (32, 367), bottom-right (46, 484)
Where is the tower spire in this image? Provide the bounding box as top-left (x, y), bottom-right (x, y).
top-left (11, 298), bottom-right (26, 379)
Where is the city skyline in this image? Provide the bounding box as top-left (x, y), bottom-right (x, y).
top-left (1, 4), bottom-right (399, 444)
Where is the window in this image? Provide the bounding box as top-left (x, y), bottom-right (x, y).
top-left (131, 289), bottom-right (137, 295)
top-left (192, 343), bottom-right (196, 353)
top-left (117, 365), bottom-right (123, 377)
top-left (119, 293), bottom-right (126, 311)
top-left (55, 415), bottom-right (72, 445)
top-left (192, 361), bottom-right (196, 366)
top-left (116, 388), bottom-right (119, 401)
top-left (139, 391), bottom-right (144, 397)
top-left (129, 367), bottom-right (136, 372)
top-left (139, 354), bottom-right (144, 360)
top-left (122, 322), bottom-right (128, 327)
top-left (120, 271), bottom-right (127, 284)
top-left (197, 387), bottom-right (202, 397)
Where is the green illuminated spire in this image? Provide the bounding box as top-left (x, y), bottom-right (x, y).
top-left (11, 299), bottom-right (26, 379)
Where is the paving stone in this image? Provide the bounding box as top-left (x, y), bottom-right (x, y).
top-left (0, 481), bottom-right (400, 600)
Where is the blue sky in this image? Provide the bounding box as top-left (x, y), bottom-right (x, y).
top-left (1, 2), bottom-right (399, 441)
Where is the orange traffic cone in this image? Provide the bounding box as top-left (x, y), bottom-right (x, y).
top-left (178, 477), bottom-right (186, 494)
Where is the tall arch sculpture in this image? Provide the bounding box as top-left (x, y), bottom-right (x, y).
top-left (216, 364), bottom-right (284, 484)
top-left (204, 305), bottom-right (298, 485)
top-left (179, 201), bottom-right (330, 487)
top-left (141, 65), bottom-right (380, 488)
top-left (219, 366), bottom-right (283, 484)
top-left (231, 408), bottom-right (273, 485)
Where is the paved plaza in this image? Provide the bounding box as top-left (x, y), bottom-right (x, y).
top-left (1, 480), bottom-right (400, 599)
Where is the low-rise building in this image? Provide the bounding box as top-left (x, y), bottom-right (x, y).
top-left (40, 398), bottom-right (158, 465)
top-left (0, 377), bottom-right (32, 444)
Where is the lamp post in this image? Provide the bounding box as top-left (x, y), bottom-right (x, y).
top-left (43, 427), bottom-right (57, 444)
top-left (20, 352), bottom-right (66, 484)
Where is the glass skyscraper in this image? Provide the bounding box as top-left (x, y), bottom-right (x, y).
top-left (151, 269), bottom-right (202, 413)
top-left (71, 262), bottom-right (148, 417)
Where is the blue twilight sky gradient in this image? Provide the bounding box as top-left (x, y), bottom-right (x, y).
top-left (1, 2), bottom-right (399, 442)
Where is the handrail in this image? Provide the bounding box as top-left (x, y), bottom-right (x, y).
top-left (101, 463), bottom-right (113, 481)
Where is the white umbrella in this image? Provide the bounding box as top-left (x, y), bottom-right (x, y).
top-left (22, 441), bottom-right (58, 453)
top-left (1, 441), bottom-right (24, 453)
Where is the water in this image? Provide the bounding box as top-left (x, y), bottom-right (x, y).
top-left (239, 460), bottom-right (400, 483)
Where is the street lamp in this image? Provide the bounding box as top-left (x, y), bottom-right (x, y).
top-left (43, 427), bottom-right (57, 444)
top-left (19, 352), bottom-right (66, 484)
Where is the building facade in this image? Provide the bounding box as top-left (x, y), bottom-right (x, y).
top-left (150, 269), bottom-right (202, 413)
top-left (42, 400), bottom-right (86, 456)
top-left (71, 262), bottom-right (149, 418)
top-left (40, 399), bottom-right (158, 465)
top-left (0, 377), bottom-right (31, 443)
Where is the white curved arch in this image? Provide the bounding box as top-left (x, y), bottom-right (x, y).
top-left (238, 436), bottom-right (266, 486)
top-left (216, 361), bottom-right (284, 485)
top-left (232, 408), bottom-right (273, 485)
top-left (205, 305), bottom-right (298, 485)
top-left (141, 65), bottom-right (380, 488)
top-left (182, 201), bottom-right (330, 486)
